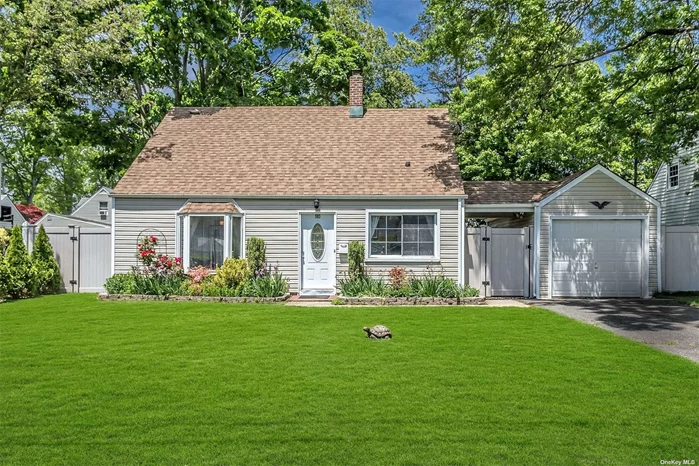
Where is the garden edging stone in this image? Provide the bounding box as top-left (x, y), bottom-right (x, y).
top-left (99, 293), bottom-right (291, 303)
top-left (337, 296), bottom-right (486, 306)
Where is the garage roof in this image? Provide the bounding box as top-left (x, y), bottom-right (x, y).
top-left (463, 171), bottom-right (585, 204)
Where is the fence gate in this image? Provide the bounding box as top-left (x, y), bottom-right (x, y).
top-left (662, 226), bottom-right (699, 292)
top-left (464, 226), bottom-right (532, 297)
top-left (43, 226), bottom-right (111, 293)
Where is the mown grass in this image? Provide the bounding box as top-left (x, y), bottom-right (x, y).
top-left (1, 294), bottom-right (697, 465)
top-left (660, 292), bottom-right (699, 308)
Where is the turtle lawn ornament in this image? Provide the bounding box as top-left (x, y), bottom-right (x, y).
top-left (363, 325), bottom-right (392, 339)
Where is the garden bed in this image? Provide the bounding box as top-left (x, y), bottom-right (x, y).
top-left (98, 293), bottom-right (291, 303)
top-left (336, 296), bottom-right (485, 306)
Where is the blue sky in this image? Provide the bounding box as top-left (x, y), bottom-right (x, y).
top-left (369, 0), bottom-right (424, 43)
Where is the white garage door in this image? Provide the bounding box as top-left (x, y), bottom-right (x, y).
top-left (551, 219), bottom-right (643, 298)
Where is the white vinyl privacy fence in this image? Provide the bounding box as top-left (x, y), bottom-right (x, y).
top-left (24, 226), bottom-right (111, 292)
top-left (464, 226), bottom-right (533, 297)
top-left (662, 226), bottom-right (699, 292)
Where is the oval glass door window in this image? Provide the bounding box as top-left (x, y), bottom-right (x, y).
top-left (311, 223), bottom-right (325, 260)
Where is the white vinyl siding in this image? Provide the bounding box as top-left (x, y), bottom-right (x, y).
top-left (114, 198), bottom-right (184, 273)
top-left (114, 198), bottom-right (460, 292)
top-left (540, 171), bottom-right (659, 298)
top-left (72, 189), bottom-right (112, 223)
top-left (648, 146), bottom-right (699, 227)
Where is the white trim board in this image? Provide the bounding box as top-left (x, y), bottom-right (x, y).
top-left (546, 215), bottom-right (651, 299)
top-left (539, 165), bottom-right (661, 208)
top-left (465, 203), bottom-right (535, 213)
top-left (34, 213), bottom-right (111, 228)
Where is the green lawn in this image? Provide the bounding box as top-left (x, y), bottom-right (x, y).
top-left (660, 293), bottom-right (699, 308)
top-left (1, 295), bottom-right (697, 465)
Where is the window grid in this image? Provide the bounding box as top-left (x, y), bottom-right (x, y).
top-left (370, 214), bottom-right (435, 257)
top-left (669, 164), bottom-right (679, 188)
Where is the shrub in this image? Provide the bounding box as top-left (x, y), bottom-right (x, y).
top-left (3, 226), bottom-right (35, 299)
top-left (338, 274), bottom-right (389, 297)
top-left (133, 272), bottom-right (188, 296)
top-left (105, 273), bottom-right (137, 294)
top-left (211, 258), bottom-right (250, 295)
top-left (137, 236), bottom-right (159, 266)
top-left (348, 241), bottom-right (365, 279)
top-left (388, 266), bottom-right (407, 289)
top-left (331, 297), bottom-right (344, 305)
top-left (201, 281), bottom-right (241, 297)
top-left (245, 265), bottom-right (288, 297)
top-left (0, 228), bottom-right (10, 256)
top-left (0, 262), bottom-right (8, 300)
top-left (31, 225), bottom-right (61, 295)
top-left (246, 237), bottom-right (266, 277)
top-left (186, 266), bottom-right (210, 295)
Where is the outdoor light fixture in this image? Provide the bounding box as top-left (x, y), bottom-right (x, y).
top-left (314, 199), bottom-right (320, 210)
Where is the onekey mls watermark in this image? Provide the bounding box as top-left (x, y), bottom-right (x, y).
top-left (660, 460), bottom-right (695, 465)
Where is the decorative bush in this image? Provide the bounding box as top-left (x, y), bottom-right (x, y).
top-left (31, 225), bottom-right (62, 295)
top-left (388, 266), bottom-right (407, 289)
top-left (0, 228), bottom-right (10, 256)
top-left (211, 258), bottom-right (251, 295)
top-left (133, 273), bottom-right (188, 296)
top-left (150, 254), bottom-right (183, 277)
top-left (137, 236), bottom-right (158, 266)
top-left (338, 266), bottom-right (480, 299)
top-left (105, 273), bottom-right (137, 294)
top-left (0, 261), bottom-right (8, 300)
top-left (246, 265), bottom-right (289, 297)
top-left (3, 226), bottom-right (35, 299)
top-left (348, 241), bottom-right (365, 279)
top-left (186, 266), bottom-right (211, 295)
top-left (246, 237), bottom-right (266, 277)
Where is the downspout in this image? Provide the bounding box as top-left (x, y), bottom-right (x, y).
top-left (533, 203), bottom-right (541, 299)
top-left (457, 198), bottom-right (465, 286)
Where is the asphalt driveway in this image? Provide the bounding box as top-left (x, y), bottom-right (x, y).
top-left (535, 299), bottom-right (699, 362)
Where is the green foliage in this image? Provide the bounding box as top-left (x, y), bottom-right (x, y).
top-left (338, 274), bottom-right (388, 297)
top-left (338, 267), bottom-right (480, 298)
top-left (331, 297), bottom-right (344, 305)
top-left (0, 261), bottom-right (8, 300)
top-left (0, 229), bottom-right (10, 256)
top-left (348, 241), bottom-right (365, 279)
top-left (246, 238), bottom-right (267, 277)
top-left (246, 270), bottom-right (289, 298)
top-left (132, 273), bottom-right (188, 297)
top-left (104, 273), bottom-right (137, 295)
top-left (211, 258), bottom-right (251, 295)
top-left (416, 0), bottom-right (699, 187)
top-left (30, 226), bottom-right (61, 295)
top-left (3, 227), bottom-right (35, 299)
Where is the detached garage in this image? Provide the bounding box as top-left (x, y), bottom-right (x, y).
top-left (464, 165), bottom-right (661, 299)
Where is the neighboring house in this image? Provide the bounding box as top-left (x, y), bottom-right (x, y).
top-left (35, 188), bottom-right (113, 229)
top-left (648, 144), bottom-right (698, 226)
top-left (112, 71), bottom-right (661, 298)
top-left (0, 195), bottom-right (24, 229)
top-left (72, 187), bottom-right (113, 224)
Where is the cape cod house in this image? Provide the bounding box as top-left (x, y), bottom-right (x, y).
top-left (111, 71), bottom-right (662, 298)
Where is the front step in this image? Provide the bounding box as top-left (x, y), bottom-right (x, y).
top-left (297, 289), bottom-right (334, 300)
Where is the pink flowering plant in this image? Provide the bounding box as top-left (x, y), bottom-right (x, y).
top-left (137, 236), bottom-right (158, 266)
top-left (186, 266), bottom-right (211, 295)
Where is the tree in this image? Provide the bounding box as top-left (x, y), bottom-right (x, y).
top-left (416, 0), bottom-right (699, 187)
top-left (3, 226), bottom-right (35, 299)
top-left (31, 225), bottom-right (61, 294)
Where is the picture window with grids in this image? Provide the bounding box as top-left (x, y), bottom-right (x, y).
top-left (369, 214), bottom-right (436, 257)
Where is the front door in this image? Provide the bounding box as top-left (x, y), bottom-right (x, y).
top-left (301, 213), bottom-right (336, 291)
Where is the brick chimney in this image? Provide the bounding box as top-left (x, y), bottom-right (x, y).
top-left (349, 69), bottom-right (364, 118)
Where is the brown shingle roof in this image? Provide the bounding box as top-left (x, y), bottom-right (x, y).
top-left (463, 170), bottom-right (587, 204)
top-left (114, 107), bottom-right (464, 197)
top-left (178, 202), bottom-right (240, 214)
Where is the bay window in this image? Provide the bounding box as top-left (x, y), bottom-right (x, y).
top-left (180, 214), bottom-right (243, 269)
top-left (367, 212), bottom-right (439, 259)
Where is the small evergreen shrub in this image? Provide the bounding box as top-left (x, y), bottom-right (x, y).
top-left (31, 225), bottom-right (62, 294)
top-left (105, 273), bottom-right (137, 294)
top-left (348, 241), bottom-right (365, 279)
top-left (0, 228), bottom-right (10, 256)
top-left (246, 237), bottom-right (266, 276)
top-left (211, 258), bottom-right (251, 295)
top-left (0, 262), bottom-right (8, 300)
top-left (3, 226), bottom-right (35, 299)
